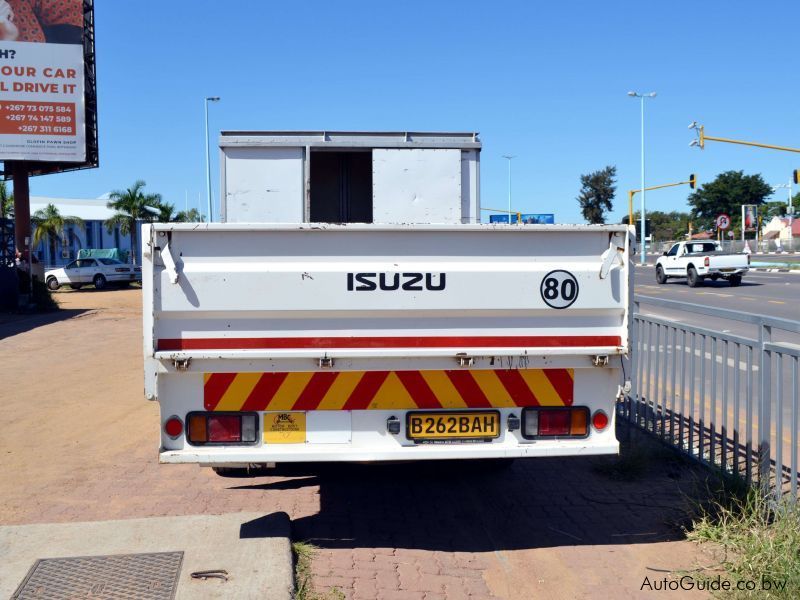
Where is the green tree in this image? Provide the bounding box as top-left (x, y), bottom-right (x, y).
top-left (105, 180), bottom-right (161, 264)
top-left (687, 171), bottom-right (773, 230)
top-left (622, 210), bottom-right (691, 241)
top-left (32, 204), bottom-right (84, 261)
top-left (156, 201), bottom-right (177, 223)
top-left (577, 166), bottom-right (616, 224)
top-left (0, 180), bottom-right (13, 219)
top-left (175, 208), bottom-right (205, 223)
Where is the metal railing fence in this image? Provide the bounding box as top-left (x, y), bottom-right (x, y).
top-left (624, 295), bottom-right (800, 500)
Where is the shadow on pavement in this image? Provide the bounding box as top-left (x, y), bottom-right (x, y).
top-left (228, 422), bottom-right (712, 552)
top-left (0, 308), bottom-right (90, 340)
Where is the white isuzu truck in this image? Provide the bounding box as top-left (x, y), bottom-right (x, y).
top-left (143, 131), bottom-right (632, 469)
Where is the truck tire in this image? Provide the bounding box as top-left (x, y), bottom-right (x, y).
top-left (655, 266), bottom-right (667, 284)
top-left (729, 274), bottom-right (742, 287)
top-left (687, 266), bottom-right (702, 288)
top-left (46, 277), bottom-right (60, 291)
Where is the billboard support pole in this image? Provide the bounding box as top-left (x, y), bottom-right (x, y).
top-left (11, 163), bottom-right (30, 266)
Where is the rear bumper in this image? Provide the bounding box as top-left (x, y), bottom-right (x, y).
top-left (705, 267), bottom-right (748, 276)
top-left (159, 439), bottom-right (620, 465)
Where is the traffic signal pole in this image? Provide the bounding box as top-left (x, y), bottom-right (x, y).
top-left (627, 175), bottom-right (696, 229)
top-left (690, 124), bottom-right (800, 153)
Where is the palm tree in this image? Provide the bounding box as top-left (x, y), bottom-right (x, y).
top-left (0, 180), bottom-right (13, 219)
top-left (156, 201), bottom-right (177, 223)
top-left (175, 208), bottom-right (205, 223)
top-left (105, 180), bottom-right (161, 264)
top-left (32, 204), bottom-right (84, 262)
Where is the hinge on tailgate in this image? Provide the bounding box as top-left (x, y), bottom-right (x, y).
top-left (318, 357), bottom-right (334, 369)
top-left (173, 358), bottom-right (191, 371)
top-left (456, 354), bottom-right (474, 367)
top-left (593, 355), bottom-right (609, 367)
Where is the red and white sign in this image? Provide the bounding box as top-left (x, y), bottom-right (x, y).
top-left (715, 214), bottom-right (731, 230)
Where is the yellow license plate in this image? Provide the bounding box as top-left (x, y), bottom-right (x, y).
top-left (406, 411), bottom-right (500, 440)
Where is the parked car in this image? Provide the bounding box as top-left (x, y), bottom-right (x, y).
top-left (45, 258), bottom-right (142, 291)
top-left (656, 241), bottom-right (749, 287)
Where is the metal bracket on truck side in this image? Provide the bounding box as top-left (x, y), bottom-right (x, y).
top-left (161, 239), bottom-right (180, 284)
top-left (599, 235), bottom-right (626, 279)
top-left (593, 355), bottom-right (609, 367)
top-left (173, 358), bottom-right (191, 371)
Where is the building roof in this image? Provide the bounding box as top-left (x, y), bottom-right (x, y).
top-left (30, 196), bottom-right (115, 221)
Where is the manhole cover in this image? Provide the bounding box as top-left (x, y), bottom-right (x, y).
top-left (12, 551), bottom-right (184, 600)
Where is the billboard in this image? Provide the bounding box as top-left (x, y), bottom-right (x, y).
top-left (489, 213), bottom-right (555, 224)
top-left (742, 205), bottom-right (758, 232)
top-left (0, 0), bottom-right (97, 173)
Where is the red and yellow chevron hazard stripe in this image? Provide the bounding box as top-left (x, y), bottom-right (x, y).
top-left (203, 369), bottom-right (574, 411)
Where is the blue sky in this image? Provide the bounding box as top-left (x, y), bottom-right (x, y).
top-left (25, 0), bottom-right (800, 223)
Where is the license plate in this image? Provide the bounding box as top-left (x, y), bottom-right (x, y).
top-left (406, 411), bottom-right (500, 441)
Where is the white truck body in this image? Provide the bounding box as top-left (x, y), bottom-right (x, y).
top-left (219, 131), bottom-right (481, 224)
top-left (656, 241), bottom-right (749, 287)
top-left (143, 223), bottom-right (631, 465)
top-left (143, 131), bottom-right (631, 466)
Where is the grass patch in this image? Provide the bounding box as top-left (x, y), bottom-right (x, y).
top-left (687, 479), bottom-right (800, 598)
top-left (292, 542), bottom-right (345, 600)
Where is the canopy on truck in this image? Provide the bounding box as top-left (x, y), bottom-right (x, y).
top-left (77, 248), bottom-right (129, 263)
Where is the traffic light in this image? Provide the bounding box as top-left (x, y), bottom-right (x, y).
top-left (689, 174), bottom-right (697, 189)
top-left (794, 169), bottom-right (799, 185)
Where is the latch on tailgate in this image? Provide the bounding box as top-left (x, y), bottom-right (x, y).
top-left (173, 358), bottom-right (191, 371)
top-left (599, 234), bottom-right (626, 279)
top-left (157, 232), bottom-right (180, 284)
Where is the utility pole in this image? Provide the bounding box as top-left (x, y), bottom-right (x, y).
top-left (628, 92), bottom-right (657, 264)
top-left (502, 155), bottom-right (515, 223)
top-left (204, 96), bottom-right (220, 222)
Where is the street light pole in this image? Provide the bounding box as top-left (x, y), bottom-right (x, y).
top-left (628, 91), bottom-right (656, 264)
top-left (502, 155), bottom-right (515, 223)
top-left (204, 96), bottom-right (220, 222)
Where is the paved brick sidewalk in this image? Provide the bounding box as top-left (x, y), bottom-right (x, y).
top-left (1, 290), bottom-right (711, 599)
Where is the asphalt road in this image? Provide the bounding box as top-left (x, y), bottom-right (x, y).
top-left (634, 266), bottom-right (799, 343)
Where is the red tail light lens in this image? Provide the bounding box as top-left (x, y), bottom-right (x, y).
top-left (704, 257), bottom-right (710, 267)
top-left (539, 410), bottom-right (570, 435)
top-left (164, 416), bottom-right (183, 438)
top-left (209, 415), bottom-right (242, 442)
top-left (186, 412), bottom-right (258, 445)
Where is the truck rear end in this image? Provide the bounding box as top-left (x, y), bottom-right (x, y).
top-left (143, 223), bottom-right (632, 465)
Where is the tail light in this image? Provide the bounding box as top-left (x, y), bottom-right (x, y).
top-left (186, 412), bottom-right (258, 445)
top-left (522, 407), bottom-right (589, 439)
top-left (592, 410), bottom-right (609, 431)
top-left (704, 256), bottom-right (710, 267)
top-left (164, 416), bottom-right (183, 439)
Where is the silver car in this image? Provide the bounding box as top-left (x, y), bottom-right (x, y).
top-left (45, 258), bottom-right (142, 291)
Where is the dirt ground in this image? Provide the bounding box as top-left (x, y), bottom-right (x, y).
top-left (0, 288), bottom-right (714, 599)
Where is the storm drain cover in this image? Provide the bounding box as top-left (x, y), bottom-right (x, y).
top-left (12, 551), bottom-right (184, 600)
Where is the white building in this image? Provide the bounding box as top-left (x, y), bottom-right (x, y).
top-left (28, 196), bottom-right (136, 267)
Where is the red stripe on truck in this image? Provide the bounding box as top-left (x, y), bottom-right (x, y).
top-left (159, 335), bottom-right (621, 351)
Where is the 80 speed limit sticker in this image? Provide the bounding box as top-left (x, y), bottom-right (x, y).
top-left (540, 270), bottom-right (579, 309)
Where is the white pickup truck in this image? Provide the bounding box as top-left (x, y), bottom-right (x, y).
top-left (143, 131), bottom-right (632, 469)
top-left (656, 241), bottom-right (750, 287)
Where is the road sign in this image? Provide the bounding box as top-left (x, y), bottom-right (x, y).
top-left (715, 214), bottom-right (731, 230)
